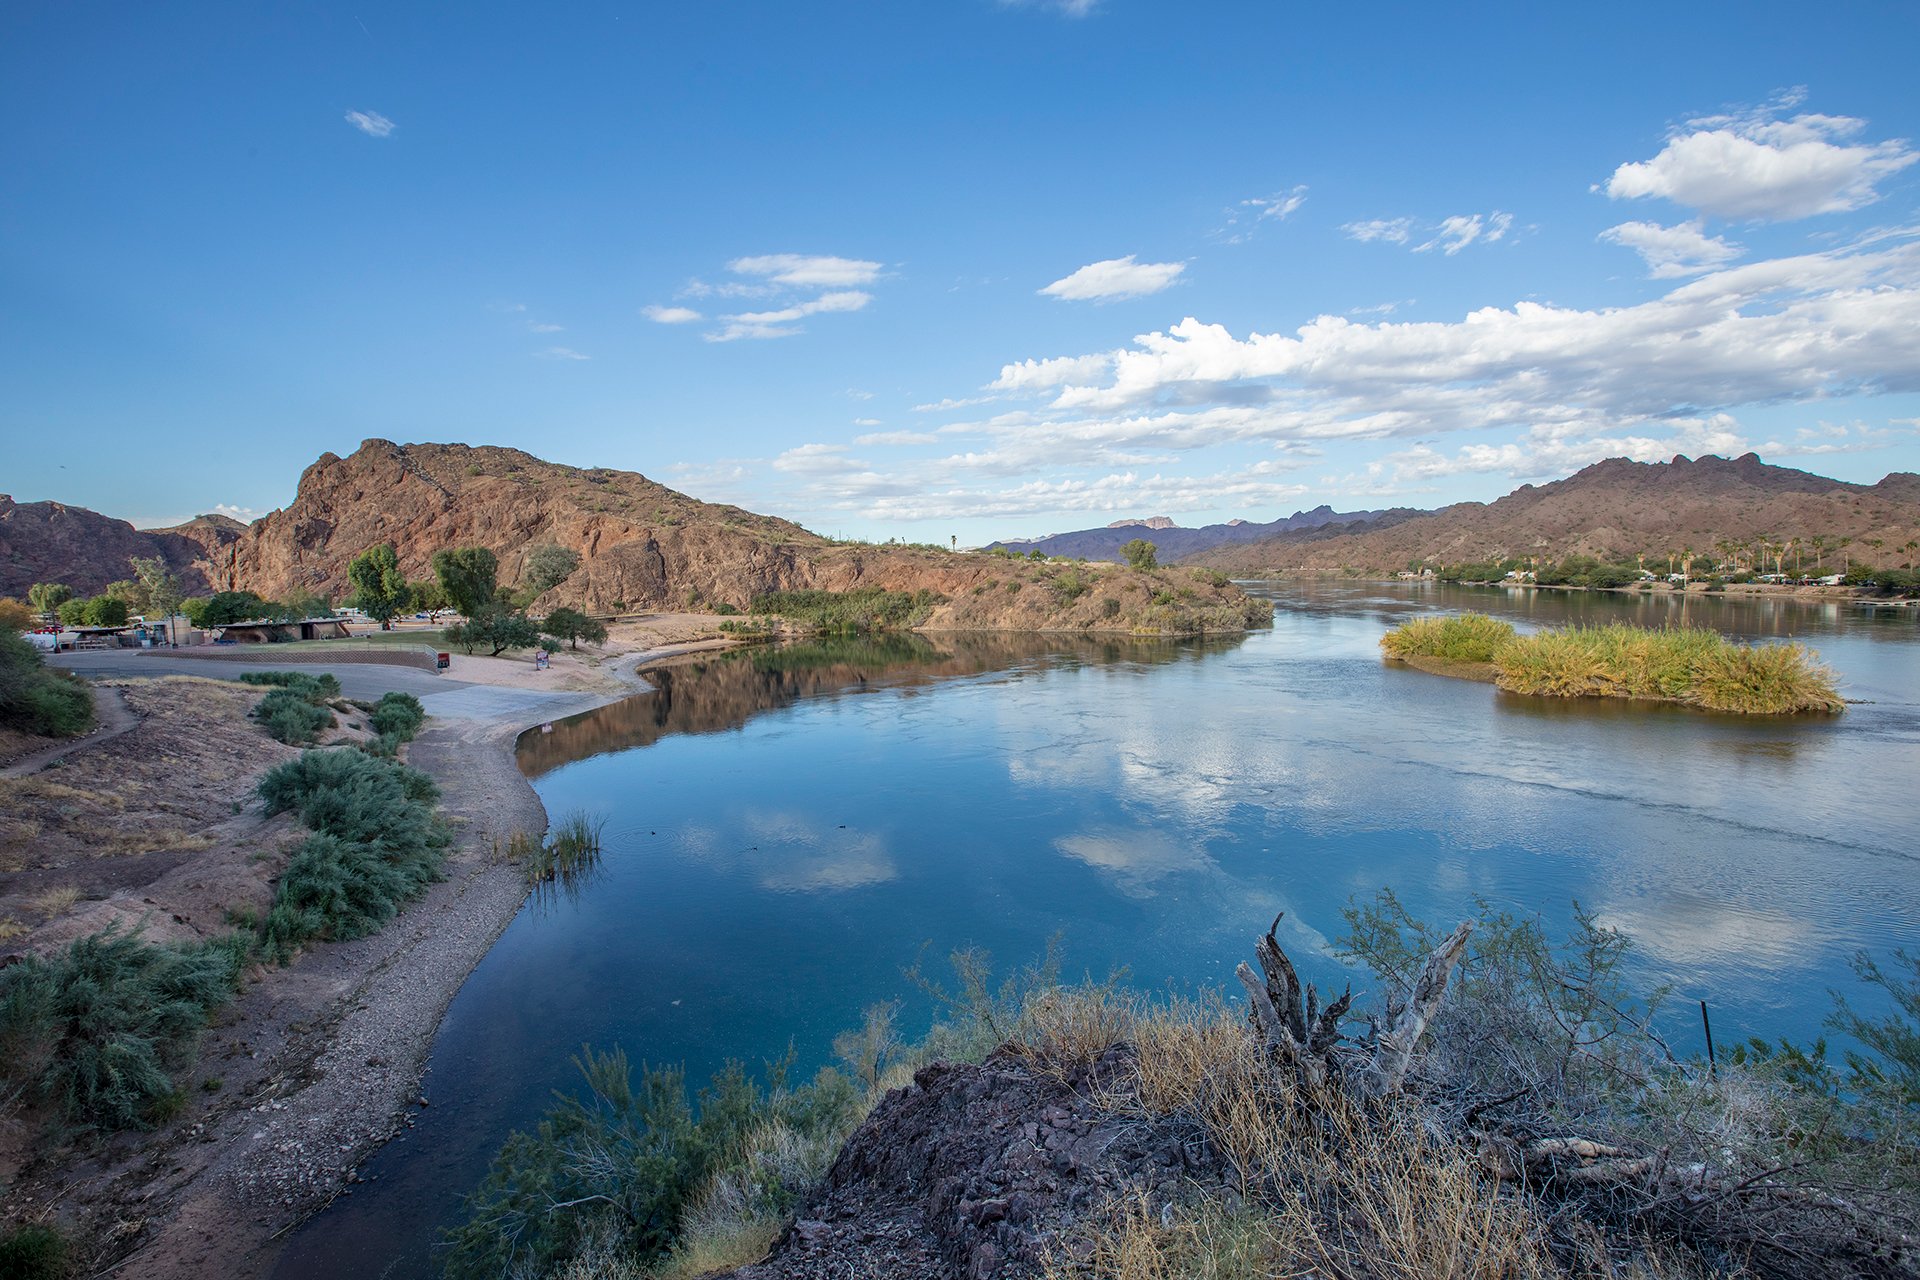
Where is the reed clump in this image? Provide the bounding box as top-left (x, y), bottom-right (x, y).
top-left (1381, 614), bottom-right (1843, 714)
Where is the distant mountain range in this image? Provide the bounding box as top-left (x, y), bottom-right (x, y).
top-left (1186, 453), bottom-right (1920, 574)
top-left (0, 499), bottom-right (243, 598)
top-left (987, 504), bottom-right (1414, 562)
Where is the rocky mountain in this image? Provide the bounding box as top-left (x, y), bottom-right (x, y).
top-left (2, 439), bottom-right (1263, 631)
top-left (0, 497), bottom-right (241, 598)
top-left (1188, 454), bottom-right (1920, 575)
top-left (988, 503), bottom-right (1406, 563)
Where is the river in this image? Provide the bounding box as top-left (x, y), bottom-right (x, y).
top-left (274, 581), bottom-right (1920, 1278)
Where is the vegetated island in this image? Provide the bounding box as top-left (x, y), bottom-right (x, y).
top-left (1379, 613), bottom-right (1844, 714)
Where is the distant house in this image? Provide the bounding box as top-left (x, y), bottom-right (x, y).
top-left (1816, 574), bottom-right (1846, 586)
top-left (216, 617), bottom-right (353, 644)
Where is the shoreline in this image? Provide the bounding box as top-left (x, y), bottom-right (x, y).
top-left (11, 638), bottom-right (727, 1280)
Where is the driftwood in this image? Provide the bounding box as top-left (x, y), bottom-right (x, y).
top-left (1234, 912), bottom-right (1471, 1094)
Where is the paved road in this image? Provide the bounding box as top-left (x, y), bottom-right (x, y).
top-left (51, 652), bottom-right (468, 701)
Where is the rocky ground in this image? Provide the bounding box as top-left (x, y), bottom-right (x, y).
top-left (720, 1046), bottom-right (1225, 1280)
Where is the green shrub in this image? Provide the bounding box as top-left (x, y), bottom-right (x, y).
top-left (254, 750), bottom-right (447, 962)
top-left (0, 632), bottom-right (96, 738)
top-left (748, 589), bottom-right (943, 633)
top-left (238, 670), bottom-right (341, 699)
top-left (443, 1048), bottom-right (863, 1279)
top-left (0, 924), bottom-right (241, 1128)
top-left (368, 691), bottom-right (425, 739)
top-left (0, 1224), bottom-right (68, 1280)
top-left (257, 692), bottom-right (333, 745)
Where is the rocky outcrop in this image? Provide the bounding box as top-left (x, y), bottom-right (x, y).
top-left (0, 496), bottom-right (238, 597)
top-left (1190, 453), bottom-right (1920, 574)
top-left (719, 1047), bottom-right (1222, 1280)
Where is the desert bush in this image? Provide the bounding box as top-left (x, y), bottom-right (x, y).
top-left (368, 690), bottom-right (425, 739)
top-left (443, 1048), bottom-right (863, 1279)
top-left (238, 670), bottom-right (342, 698)
top-left (0, 1224), bottom-right (68, 1280)
top-left (749, 588), bottom-right (944, 633)
top-left (255, 749), bottom-right (447, 961)
top-left (0, 924), bottom-right (241, 1128)
top-left (256, 692), bottom-right (333, 745)
top-left (0, 631), bottom-right (96, 737)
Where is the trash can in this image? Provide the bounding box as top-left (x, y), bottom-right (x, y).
top-left (437, 652), bottom-right (450, 672)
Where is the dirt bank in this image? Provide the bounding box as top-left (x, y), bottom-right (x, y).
top-left (0, 635), bottom-right (704, 1278)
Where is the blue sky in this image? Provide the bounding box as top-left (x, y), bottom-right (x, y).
top-left (3, 2), bottom-right (1918, 543)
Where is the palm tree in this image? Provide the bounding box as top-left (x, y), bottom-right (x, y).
top-left (1907, 540), bottom-right (1918, 571)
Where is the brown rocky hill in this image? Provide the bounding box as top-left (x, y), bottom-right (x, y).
top-left (0, 497), bottom-right (240, 598)
top-left (1188, 453), bottom-right (1920, 574)
top-left (184, 440), bottom-right (1262, 631)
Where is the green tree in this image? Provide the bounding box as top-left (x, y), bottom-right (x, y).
top-left (103, 579), bottom-right (149, 614)
top-left (1121, 538), bottom-right (1159, 571)
top-left (0, 598), bottom-right (36, 633)
top-left (81, 596), bottom-right (130, 627)
top-left (432, 548), bottom-right (500, 618)
top-left (348, 543), bottom-right (411, 630)
top-left (27, 583), bottom-right (72, 619)
top-left (408, 579), bottom-right (450, 618)
top-left (187, 591), bottom-right (267, 628)
top-left (449, 605), bottom-right (540, 657)
top-left (130, 557), bottom-right (183, 643)
top-left (518, 544), bottom-right (581, 604)
top-left (540, 607), bottom-right (607, 650)
top-left (57, 598), bottom-right (88, 626)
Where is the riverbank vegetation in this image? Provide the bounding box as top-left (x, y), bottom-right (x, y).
top-left (1382, 614), bottom-right (1844, 714)
top-left (445, 900), bottom-right (1919, 1278)
top-left (750, 588), bottom-right (945, 633)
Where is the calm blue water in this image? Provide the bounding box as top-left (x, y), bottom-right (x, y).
top-left (276, 582), bottom-right (1920, 1278)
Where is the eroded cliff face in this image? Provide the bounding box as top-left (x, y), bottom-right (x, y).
top-left (0, 498), bottom-right (240, 598)
top-left (205, 439), bottom-right (827, 610)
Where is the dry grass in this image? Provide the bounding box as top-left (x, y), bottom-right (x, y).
top-left (0, 917), bottom-right (26, 942)
top-left (1023, 990), bottom-right (1726, 1280)
top-left (29, 887), bottom-right (81, 919)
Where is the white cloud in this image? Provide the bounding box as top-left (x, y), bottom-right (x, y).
top-left (642, 305), bottom-right (703, 324)
top-left (1414, 211), bottom-right (1513, 255)
top-left (344, 110), bottom-right (394, 138)
top-left (1000, 0), bottom-right (1100, 15)
top-left (211, 503), bottom-right (265, 523)
top-left (529, 322), bottom-right (565, 333)
top-left (1598, 220), bottom-right (1745, 278)
top-left (727, 254), bottom-right (883, 288)
top-left (536, 346), bottom-right (590, 361)
top-left (1039, 255), bottom-right (1185, 303)
top-left (990, 352), bottom-right (1117, 392)
top-left (1604, 96), bottom-right (1917, 220)
top-left (1341, 217), bottom-right (1414, 244)
top-left (852, 418), bottom-right (882, 427)
top-left (705, 290), bottom-right (872, 342)
top-left (913, 395), bottom-right (999, 412)
top-left (855, 430), bottom-right (938, 446)
top-left (1218, 186), bottom-right (1308, 242)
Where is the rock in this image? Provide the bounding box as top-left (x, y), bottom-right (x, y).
top-left (716, 1046), bottom-right (1228, 1280)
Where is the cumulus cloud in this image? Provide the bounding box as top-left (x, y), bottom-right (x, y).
top-left (642, 305), bottom-right (703, 324)
top-left (1598, 220), bottom-right (1745, 278)
top-left (1341, 217), bottom-right (1414, 244)
top-left (990, 352), bottom-right (1117, 392)
top-left (344, 109), bottom-right (394, 138)
top-left (727, 254), bottom-right (883, 288)
top-left (1604, 95), bottom-right (1917, 220)
top-left (1040, 255), bottom-right (1185, 302)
